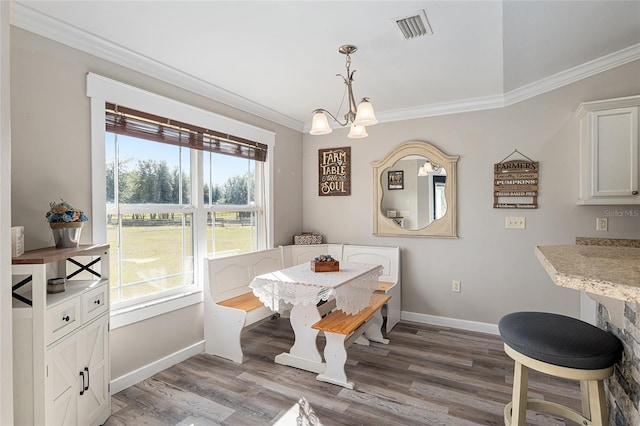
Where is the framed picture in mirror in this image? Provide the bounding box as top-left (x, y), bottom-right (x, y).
top-left (388, 171), bottom-right (404, 190)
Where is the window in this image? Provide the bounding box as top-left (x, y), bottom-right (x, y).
top-left (105, 131), bottom-right (197, 307)
top-left (203, 152), bottom-right (262, 256)
top-left (433, 176), bottom-right (446, 221)
top-left (88, 74), bottom-right (275, 325)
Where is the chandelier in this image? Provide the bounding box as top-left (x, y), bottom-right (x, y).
top-left (309, 45), bottom-right (378, 138)
top-left (418, 160), bottom-right (445, 176)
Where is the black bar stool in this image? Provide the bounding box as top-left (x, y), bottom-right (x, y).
top-left (499, 312), bottom-right (622, 426)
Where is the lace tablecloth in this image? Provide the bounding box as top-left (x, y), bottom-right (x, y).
top-left (250, 262), bottom-right (382, 315)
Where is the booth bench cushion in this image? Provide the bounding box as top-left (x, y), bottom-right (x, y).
top-left (498, 311), bottom-right (622, 370)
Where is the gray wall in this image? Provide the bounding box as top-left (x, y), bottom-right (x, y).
top-left (302, 60), bottom-right (640, 325)
top-left (10, 27), bottom-right (303, 380)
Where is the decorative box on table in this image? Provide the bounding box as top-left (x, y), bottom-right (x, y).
top-left (311, 261), bottom-right (339, 272)
top-left (293, 232), bottom-right (323, 245)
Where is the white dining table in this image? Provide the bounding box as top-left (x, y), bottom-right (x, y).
top-left (249, 261), bottom-right (382, 374)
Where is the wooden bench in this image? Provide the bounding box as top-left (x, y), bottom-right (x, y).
top-left (312, 293), bottom-right (391, 388)
top-left (376, 281), bottom-right (395, 293)
top-left (204, 248), bottom-right (283, 363)
top-left (217, 292), bottom-right (265, 311)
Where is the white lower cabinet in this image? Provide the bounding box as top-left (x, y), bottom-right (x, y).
top-left (12, 244), bottom-right (110, 426)
top-left (46, 314), bottom-right (109, 426)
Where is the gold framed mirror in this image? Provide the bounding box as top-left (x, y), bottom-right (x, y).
top-left (371, 140), bottom-right (459, 238)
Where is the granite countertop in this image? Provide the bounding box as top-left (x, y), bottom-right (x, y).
top-left (535, 244), bottom-right (640, 302)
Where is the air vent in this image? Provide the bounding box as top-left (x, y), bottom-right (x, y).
top-left (393, 9), bottom-right (433, 40)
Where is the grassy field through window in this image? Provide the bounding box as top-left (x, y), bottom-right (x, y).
top-left (108, 218), bottom-right (253, 304)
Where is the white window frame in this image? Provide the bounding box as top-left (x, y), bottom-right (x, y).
top-left (87, 73), bottom-right (275, 328)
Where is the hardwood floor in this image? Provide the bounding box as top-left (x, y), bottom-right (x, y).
top-left (105, 317), bottom-right (581, 425)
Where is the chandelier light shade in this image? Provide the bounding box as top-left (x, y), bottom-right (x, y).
top-left (310, 110), bottom-right (332, 135)
top-left (418, 160), bottom-right (444, 176)
top-left (309, 45), bottom-right (377, 139)
top-left (354, 98), bottom-right (378, 126)
top-left (417, 162), bottom-right (430, 176)
top-left (347, 123), bottom-right (368, 138)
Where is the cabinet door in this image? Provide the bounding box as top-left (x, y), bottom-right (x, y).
top-left (78, 314), bottom-right (110, 426)
top-left (45, 314), bottom-right (109, 426)
top-left (590, 107), bottom-right (639, 198)
top-left (46, 332), bottom-right (80, 426)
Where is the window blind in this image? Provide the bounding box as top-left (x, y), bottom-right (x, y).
top-left (105, 102), bottom-right (267, 162)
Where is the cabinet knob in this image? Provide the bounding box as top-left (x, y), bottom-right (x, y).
top-left (94, 299), bottom-right (101, 305)
top-left (62, 315), bottom-right (70, 322)
top-left (633, 191), bottom-right (639, 195)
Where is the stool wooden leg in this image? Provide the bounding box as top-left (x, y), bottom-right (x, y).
top-left (580, 380), bottom-right (590, 418)
top-left (587, 379), bottom-right (608, 426)
top-left (511, 361), bottom-right (529, 425)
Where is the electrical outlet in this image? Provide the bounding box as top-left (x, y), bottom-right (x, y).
top-left (596, 217), bottom-right (608, 231)
top-left (452, 280), bottom-right (461, 293)
top-left (505, 217), bottom-right (526, 229)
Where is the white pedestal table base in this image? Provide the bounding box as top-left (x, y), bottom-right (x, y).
top-left (274, 303), bottom-right (326, 374)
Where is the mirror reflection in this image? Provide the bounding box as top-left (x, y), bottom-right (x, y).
top-left (371, 140), bottom-right (458, 238)
top-left (380, 156), bottom-right (447, 230)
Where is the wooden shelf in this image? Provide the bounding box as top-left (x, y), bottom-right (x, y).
top-left (12, 244), bottom-right (109, 265)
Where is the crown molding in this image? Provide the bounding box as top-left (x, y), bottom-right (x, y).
top-left (504, 43), bottom-right (640, 107)
top-left (10, 2), bottom-right (304, 132)
top-left (376, 93), bottom-right (506, 124)
top-left (11, 2), bottom-right (640, 133)
top-left (376, 43), bottom-right (640, 124)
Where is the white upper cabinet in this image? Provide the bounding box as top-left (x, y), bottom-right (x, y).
top-left (576, 95), bottom-right (640, 205)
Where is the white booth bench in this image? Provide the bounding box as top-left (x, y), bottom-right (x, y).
top-left (203, 248), bottom-right (283, 363)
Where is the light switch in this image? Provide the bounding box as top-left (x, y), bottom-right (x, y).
top-left (505, 217), bottom-right (526, 229)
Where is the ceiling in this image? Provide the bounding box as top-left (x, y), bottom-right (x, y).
top-left (10, 1), bottom-right (640, 133)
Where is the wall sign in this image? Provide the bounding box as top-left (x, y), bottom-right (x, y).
top-left (319, 147), bottom-right (351, 196)
top-left (494, 149), bottom-right (539, 209)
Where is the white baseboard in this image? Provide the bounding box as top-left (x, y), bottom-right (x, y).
top-left (110, 340), bottom-right (205, 394)
top-left (401, 311), bottom-right (500, 335)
